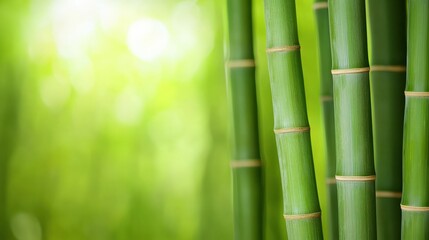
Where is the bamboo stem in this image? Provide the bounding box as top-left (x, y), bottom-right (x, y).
top-left (314, 0), bottom-right (338, 239)
top-left (263, 0), bottom-right (323, 238)
top-left (225, 0), bottom-right (263, 239)
top-left (366, 0), bottom-right (406, 239)
top-left (401, 0), bottom-right (429, 239)
top-left (328, 0), bottom-right (377, 239)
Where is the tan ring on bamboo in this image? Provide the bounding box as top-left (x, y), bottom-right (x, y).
top-left (226, 59), bottom-right (255, 68)
top-left (335, 175), bottom-right (376, 181)
top-left (331, 67), bottom-right (370, 75)
top-left (326, 178), bottom-right (336, 185)
top-left (284, 212), bottom-right (321, 220)
top-left (400, 205), bottom-right (429, 212)
top-left (313, 2), bottom-right (328, 10)
top-left (404, 91), bottom-right (429, 97)
top-left (320, 95), bottom-right (333, 101)
top-left (274, 126), bottom-right (310, 134)
top-left (266, 45), bottom-right (300, 54)
top-left (230, 160), bottom-right (261, 169)
top-left (370, 65), bottom-right (406, 72)
top-left (376, 191), bottom-right (402, 198)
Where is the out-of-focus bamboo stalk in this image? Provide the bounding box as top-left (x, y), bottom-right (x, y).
top-left (225, 0), bottom-right (263, 239)
top-left (366, 0), bottom-right (406, 239)
top-left (314, 1), bottom-right (338, 239)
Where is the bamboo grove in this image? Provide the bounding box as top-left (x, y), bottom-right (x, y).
top-left (224, 0), bottom-right (429, 239)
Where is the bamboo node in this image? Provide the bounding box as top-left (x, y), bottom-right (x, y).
top-left (320, 95), bottom-right (333, 101)
top-left (376, 191), bottom-right (402, 198)
top-left (326, 178), bottom-right (336, 185)
top-left (274, 127), bottom-right (310, 134)
top-left (400, 205), bottom-right (429, 212)
top-left (313, 2), bottom-right (328, 10)
top-left (331, 67), bottom-right (370, 75)
top-left (266, 45), bottom-right (300, 54)
top-left (404, 91), bottom-right (429, 97)
top-left (230, 160), bottom-right (261, 168)
top-left (335, 175), bottom-right (376, 181)
top-left (284, 212), bottom-right (321, 220)
top-left (370, 65), bottom-right (406, 72)
top-left (226, 59), bottom-right (255, 68)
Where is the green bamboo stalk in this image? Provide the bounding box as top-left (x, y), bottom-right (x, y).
top-left (253, 5), bottom-right (288, 238)
top-left (366, 0), bottom-right (406, 239)
top-left (401, 0), bottom-right (429, 238)
top-left (263, 0), bottom-right (323, 238)
top-left (328, 0), bottom-right (377, 239)
top-left (314, 1), bottom-right (338, 239)
top-left (225, 0), bottom-right (263, 239)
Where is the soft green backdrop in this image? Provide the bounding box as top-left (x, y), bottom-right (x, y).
top-left (0, 0), bottom-right (326, 239)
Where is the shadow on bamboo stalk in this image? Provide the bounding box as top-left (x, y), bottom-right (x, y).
top-left (401, 0), bottom-right (429, 238)
top-left (225, 0), bottom-right (263, 239)
top-left (366, 0), bottom-right (406, 239)
top-left (263, 0), bottom-right (323, 239)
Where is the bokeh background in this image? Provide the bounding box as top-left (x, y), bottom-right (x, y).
top-left (0, 0), bottom-right (326, 239)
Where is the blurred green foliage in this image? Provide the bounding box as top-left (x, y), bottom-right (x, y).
top-left (0, 0), bottom-right (326, 239)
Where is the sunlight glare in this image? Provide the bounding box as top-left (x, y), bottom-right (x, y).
top-left (127, 19), bottom-right (169, 61)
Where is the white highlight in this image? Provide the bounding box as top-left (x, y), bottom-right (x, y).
top-left (127, 19), bottom-right (169, 61)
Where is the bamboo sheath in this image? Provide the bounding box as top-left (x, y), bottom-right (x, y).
top-left (366, 0), bottom-right (406, 239)
top-left (401, 0), bottom-right (429, 239)
top-left (328, 0), bottom-right (377, 239)
top-left (314, 1), bottom-right (338, 239)
top-left (263, 0), bottom-right (322, 239)
top-left (225, 0), bottom-right (262, 239)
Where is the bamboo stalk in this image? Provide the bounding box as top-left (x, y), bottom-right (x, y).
top-left (366, 0), bottom-right (406, 239)
top-left (263, 0), bottom-right (323, 238)
top-left (314, 1), bottom-right (338, 239)
top-left (225, 0), bottom-right (263, 239)
top-left (401, 0), bottom-right (429, 239)
top-left (328, 0), bottom-right (377, 239)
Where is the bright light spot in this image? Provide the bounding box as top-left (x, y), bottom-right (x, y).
top-left (51, 0), bottom-right (97, 58)
top-left (171, 1), bottom-right (200, 53)
top-left (40, 76), bottom-right (70, 109)
top-left (115, 87), bottom-right (143, 125)
top-left (11, 212), bottom-right (42, 240)
top-left (68, 57), bottom-right (95, 94)
top-left (98, 3), bottom-right (120, 31)
top-left (127, 19), bottom-right (169, 61)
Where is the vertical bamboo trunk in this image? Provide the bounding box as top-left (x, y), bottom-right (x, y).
top-left (314, 1), bottom-right (338, 239)
top-left (263, 0), bottom-right (323, 239)
top-left (252, 1), bottom-right (288, 238)
top-left (328, 0), bottom-right (377, 239)
top-left (225, 0), bottom-right (263, 239)
top-left (401, 0), bottom-right (429, 239)
top-left (366, 0), bottom-right (406, 239)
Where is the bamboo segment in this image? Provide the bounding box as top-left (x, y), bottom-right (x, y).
top-left (328, 0), bottom-right (377, 239)
top-left (366, 0), bottom-right (406, 239)
top-left (225, 0), bottom-right (262, 239)
top-left (314, 0), bottom-right (338, 239)
top-left (263, 0), bottom-right (323, 239)
top-left (401, 0), bottom-right (429, 239)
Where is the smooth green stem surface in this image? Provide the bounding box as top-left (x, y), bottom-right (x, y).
top-left (263, 0), bottom-right (323, 239)
top-left (328, 0), bottom-right (377, 239)
top-left (314, 1), bottom-right (338, 239)
top-left (226, 0), bottom-right (263, 239)
top-left (401, 0), bottom-right (429, 239)
top-left (366, 0), bottom-right (406, 239)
